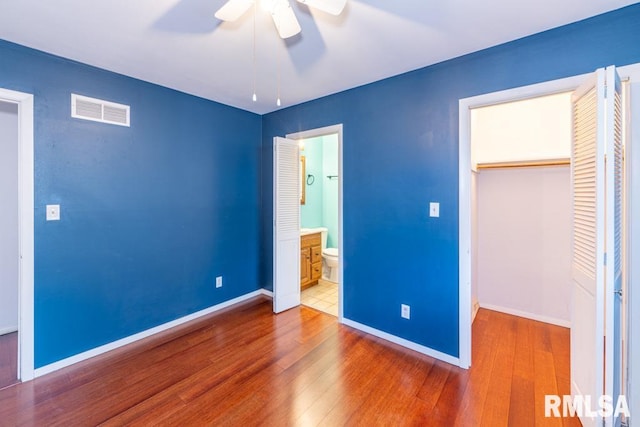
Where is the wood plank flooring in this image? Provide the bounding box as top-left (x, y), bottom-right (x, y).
top-left (0, 298), bottom-right (581, 426)
top-left (0, 332), bottom-right (18, 390)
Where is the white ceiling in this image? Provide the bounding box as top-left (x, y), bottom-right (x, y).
top-left (0, 0), bottom-right (635, 114)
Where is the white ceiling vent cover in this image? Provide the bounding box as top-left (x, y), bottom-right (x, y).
top-left (71, 94), bottom-right (130, 127)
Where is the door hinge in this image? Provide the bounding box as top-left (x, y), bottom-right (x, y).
top-left (604, 252), bottom-right (607, 266)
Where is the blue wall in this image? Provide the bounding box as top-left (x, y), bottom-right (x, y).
top-left (261, 4), bottom-right (640, 358)
top-left (0, 40), bottom-right (262, 368)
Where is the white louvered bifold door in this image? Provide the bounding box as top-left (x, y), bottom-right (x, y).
top-left (571, 66), bottom-right (624, 427)
top-left (273, 137), bottom-right (301, 313)
top-left (604, 65), bottom-right (624, 427)
top-left (571, 70), bottom-right (605, 427)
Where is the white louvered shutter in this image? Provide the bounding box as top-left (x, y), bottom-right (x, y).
top-left (570, 70), bottom-right (605, 427)
top-left (273, 137), bottom-right (301, 313)
top-left (570, 66), bottom-right (625, 427)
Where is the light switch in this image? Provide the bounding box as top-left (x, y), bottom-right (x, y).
top-left (429, 202), bottom-right (440, 218)
top-left (46, 204), bottom-right (60, 221)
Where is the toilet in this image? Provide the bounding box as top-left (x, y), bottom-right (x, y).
top-left (322, 248), bottom-right (339, 283)
top-left (313, 228), bottom-right (339, 283)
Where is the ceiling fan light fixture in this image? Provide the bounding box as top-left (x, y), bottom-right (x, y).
top-left (296, 0), bottom-right (346, 16)
top-left (214, 0), bottom-right (254, 21)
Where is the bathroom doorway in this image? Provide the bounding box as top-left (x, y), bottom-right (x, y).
top-left (287, 125), bottom-right (343, 320)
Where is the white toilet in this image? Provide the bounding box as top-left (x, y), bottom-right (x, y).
top-left (314, 228), bottom-right (339, 283)
top-left (322, 248), bottom-right (339, 283)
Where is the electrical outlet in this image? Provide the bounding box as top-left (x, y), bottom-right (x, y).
top-left (401, 304), bottom-right (410, 319)
top-left (216, 276), bottom-right (223, 288)
top-left (46, 204), bottom-right (60, 221)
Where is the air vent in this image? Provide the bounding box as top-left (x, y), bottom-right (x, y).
top-left (71, 94), bottom-right (130, 127)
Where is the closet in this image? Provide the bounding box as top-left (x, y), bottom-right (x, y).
top-left (471, 92), bottom-right (573, 326)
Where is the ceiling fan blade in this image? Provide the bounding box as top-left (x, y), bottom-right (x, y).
top-left (271, 1), bottom-right (301, 39)
top-left (215, 0), bottom-right (254, 22)
top-left (296, 0), bottom-right (346, 16)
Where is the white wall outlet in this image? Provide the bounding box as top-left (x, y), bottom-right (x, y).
top-left (429, 202), bottom-right (440, 218)
top-left (216, 276), bottom-right (223, 288)
top-left (46, 204), bottom-right (60, 221)
top-left (401, 304), bottom-right (410, 319)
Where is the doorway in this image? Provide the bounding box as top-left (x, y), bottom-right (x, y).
top-left (471, 92), bottom-right (573, 328)
top-left (272, 124), bottom-right (344, 320)
top-left (458, 73), bottom-right (587, 368)
top-left (297, 133), bottom-right (339, 317)
top-left (0, 101), bottom-right (19, 389)
top-left (0, 88), bottom-right (35, 383)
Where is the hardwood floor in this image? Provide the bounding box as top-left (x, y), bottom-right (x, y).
top-left (0, 298), bottom-right (580, 426)
top-left (0, 331), bottom-right (18, 390)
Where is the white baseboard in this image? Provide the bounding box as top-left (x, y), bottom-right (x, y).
top-left (341, 318), bottom-right (462, 368)
top-left (479, 303), bottom-right (571, 328)
top-left (0, 325), bottom-right (18, 336)
top-left (260, 289), bottom-right (273, 298)
top-left (34, 289), bottom-right (268, 378)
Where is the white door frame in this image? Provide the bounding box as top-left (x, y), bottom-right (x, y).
top-left (0, 88), bottom-right (34, 381)
top-left (285, 124), bottom-right (344, 321)
top-left (458, 73), bottom-right (588, 368)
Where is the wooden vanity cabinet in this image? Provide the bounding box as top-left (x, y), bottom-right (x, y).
top-left (300, 248), bottom-right (311, 285)
top-left (301, 232), bottom-right (322, 290)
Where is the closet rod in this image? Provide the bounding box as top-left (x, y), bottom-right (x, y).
top-left (476, 158), bottom-right (570, 170)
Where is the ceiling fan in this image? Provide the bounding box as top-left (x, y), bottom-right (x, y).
top-left (215, 0), bottom-right (347, 39)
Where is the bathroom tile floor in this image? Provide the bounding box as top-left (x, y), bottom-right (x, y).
top-left (301, 279), bottom-right (338, 317)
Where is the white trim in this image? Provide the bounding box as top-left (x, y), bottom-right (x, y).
top-left (260, 289), bottom-right (273, 298)
top-left (619, 61), bottom-right (640, 426)
top-left (458, 73), bottom-right (589, 370)
top-left (0, 326), bottom-right (18, 336)
top-left (0, 88), bottom-right (35, 382)
top-left (34, 289), bottom-right (266, 377)
top-left (479, 303), bottom-right (571, 328)
top-left (342, 318), bottom-right (461, 367)
top-left (286, 124), bottom-right (344, 322)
